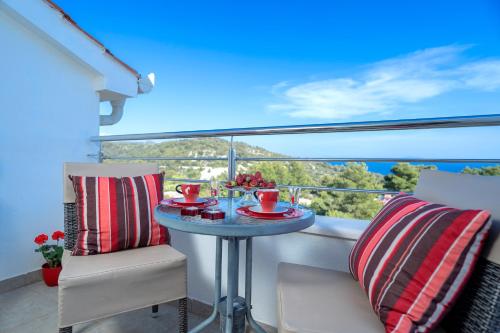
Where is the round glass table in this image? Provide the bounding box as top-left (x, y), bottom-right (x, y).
top-left (155, 198), bottom-right (315, 333)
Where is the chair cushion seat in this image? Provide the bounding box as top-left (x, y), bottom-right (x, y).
top-left (58, 244), bottom-right (186, 327)
top-left (277, 263), bottom-right (448, 333)
top-left (277, 262), bottom-right (384, 333)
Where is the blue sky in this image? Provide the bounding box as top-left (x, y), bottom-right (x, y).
top-left (58, 0), bottom-right (500, 158)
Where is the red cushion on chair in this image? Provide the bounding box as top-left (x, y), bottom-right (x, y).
top-left (349, 194), bottom-right (491, 333)
top-left (70, 173), bottom-right (169, 256)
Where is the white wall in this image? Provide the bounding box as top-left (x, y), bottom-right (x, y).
top-left (2, 0), bottom-right (139, 98)
top-left (170, 218), bottom-right (367, 328)
top-left (0, 10), bottom-right (99, 280)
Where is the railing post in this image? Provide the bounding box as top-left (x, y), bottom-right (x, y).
top-left (87, 140), bottom-right (103, 162)
top-left (228, 136), bottom-right (237, 180)
top-left (98, 141), bottom-right (103, 163)
top-left (99, 142), bottom-right (104, 163)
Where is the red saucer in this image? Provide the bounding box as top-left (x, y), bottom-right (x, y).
top-left (171, 197), bottom-right (209, 207)
top-left (236, 206), bottom-right (304, 220)
top-left (248, 206), bottom-right (289, 215)
top-left (161, 198), bottom-right (217, 209)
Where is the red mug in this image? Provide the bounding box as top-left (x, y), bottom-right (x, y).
top-left (256, 189), bottom-right (279, 212)
top-left (175, 184), bottom-right (201, 203)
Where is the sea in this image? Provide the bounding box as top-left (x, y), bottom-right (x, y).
top-left (329, 162), bottom-right (500, 175)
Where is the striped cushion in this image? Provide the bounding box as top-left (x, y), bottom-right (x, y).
top-left (349, 194), bottom-right (491, 333)
top-left (70, 173), bottom-right (169, 256)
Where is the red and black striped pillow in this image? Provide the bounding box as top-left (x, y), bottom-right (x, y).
top-left (70, 173), bottom-right (169, 256)
top-left (349, 194), bottom-right (491, 333)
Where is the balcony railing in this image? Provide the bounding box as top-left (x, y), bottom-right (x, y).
top-left (91, 114), bottom-right (500, 195)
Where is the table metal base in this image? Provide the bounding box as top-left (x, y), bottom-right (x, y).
top-left (219, 296), bottom-right (246, 332)
top-left (189, 237), bottom-right (266, 333)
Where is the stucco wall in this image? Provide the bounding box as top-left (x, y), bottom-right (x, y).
top-left (0, 10), bottom-right (99, 280)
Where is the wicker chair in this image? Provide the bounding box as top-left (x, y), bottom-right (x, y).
top-left (58, 163), bottom-right (188, 333)
top-left (277, 170), bottom-right (500, 333)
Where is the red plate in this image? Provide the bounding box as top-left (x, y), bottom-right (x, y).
top-left (236, 206), bottom-right (304, 220)
top-left (161, 198), bottom-right (216, 208)
top-left (172, 197), bottom-right (208, 206)
top-left (224, 185), bottom-right (276, 191)
top-left (248, 206), bottom-right (289, 215)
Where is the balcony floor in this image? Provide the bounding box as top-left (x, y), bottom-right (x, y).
top-left (0, 282), bottom-right (220, 333)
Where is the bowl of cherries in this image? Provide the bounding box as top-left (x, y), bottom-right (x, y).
top-left (225, 171), bottom-right (276, 190)
top-left (225, 172), bottom-right (276, 206)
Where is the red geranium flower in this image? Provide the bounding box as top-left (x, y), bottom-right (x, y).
top-left (51, 230), bottom-right (64, 241)
top-left (34, 234), bottom-right (49, 245)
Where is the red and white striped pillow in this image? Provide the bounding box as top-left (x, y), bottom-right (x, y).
top-left (70, 173), bottom-right (169, 256)
top-left (349, 194), bottom-right (491, 333)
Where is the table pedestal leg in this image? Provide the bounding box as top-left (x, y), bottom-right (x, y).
top-left (225, 237), bottom-right (239, 333)
top-left (189, 237), bottom-right (223, 333)
top-left (244, 238), bottom-right (266, 333)
top-left (189, 236), bottom-right (266, 333)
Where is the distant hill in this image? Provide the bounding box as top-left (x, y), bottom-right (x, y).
top-left (102, 138), bottom-right (336, 182)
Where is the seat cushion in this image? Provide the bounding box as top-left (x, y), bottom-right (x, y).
top-left (70, 173), bottom-right (169, 255)
top-left (58, 244), bottom-right (186, 327)
top-left (349, 194), bottom-right (491, 333)
top-left (277, 262), bottom-right (384, 333)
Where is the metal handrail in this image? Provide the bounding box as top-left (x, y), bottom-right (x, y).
top-left (105, 156), bottom-right (500, 164)
top-left (92, 114), bottom-right (500, 142)
top-left (162, 178), bottom-right (401, 195)
top-left (164, 178), bottom-right (210, 184)
top-left (105, 156), bottom-right (227, 161)
top-left (236, 157), bottom-right (500, 163)
top-left (277, 185), bottom-right (400, 195)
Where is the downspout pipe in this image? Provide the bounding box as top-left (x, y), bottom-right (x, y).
top-left (100, 98), bottom-right (126, 126)
top-left (99, 73), bottom-right (155, 126)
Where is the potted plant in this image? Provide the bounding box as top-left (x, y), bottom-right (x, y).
top-left (34, 231), bottom-right (64, 286)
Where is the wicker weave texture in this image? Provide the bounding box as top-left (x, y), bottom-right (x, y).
top-left (443, 258), bottom-right (500, 333)
top-left (178, 297), bottom-right (188, 333)
top-left (63, 203), bottom-right (78, 251)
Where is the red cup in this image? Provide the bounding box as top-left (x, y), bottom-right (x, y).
top-left (256, 189), bottom-right (279, 212)
top-left (175, 184), bottom-right (201, 203)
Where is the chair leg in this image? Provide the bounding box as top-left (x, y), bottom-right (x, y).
top-left (178, 297), bottom-right (188, 333)
top-left (152, 304), bottom-right (159, 318)
top-left (59, 327), bottom-right (72, 333)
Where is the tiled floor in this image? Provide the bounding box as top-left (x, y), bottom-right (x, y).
top-left (0, 282), bottom-right (220, 333)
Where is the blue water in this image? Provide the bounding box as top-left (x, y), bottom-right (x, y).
top-left (330, 162), bottom-right (499, 175)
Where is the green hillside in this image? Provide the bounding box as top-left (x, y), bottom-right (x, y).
top-left (102, 138), bottom-right (336, 182)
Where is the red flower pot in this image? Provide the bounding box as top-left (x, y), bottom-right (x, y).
top-left (42, 264), bottom-right (62, 287)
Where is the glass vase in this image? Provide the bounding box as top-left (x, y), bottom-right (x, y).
top-left (237, 188), bottom-right (259, 207)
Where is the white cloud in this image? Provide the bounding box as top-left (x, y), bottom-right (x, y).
top-left (459, 60), bottom-right (500, 91)
top-left (269, 45), bottom-right (500, 119)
